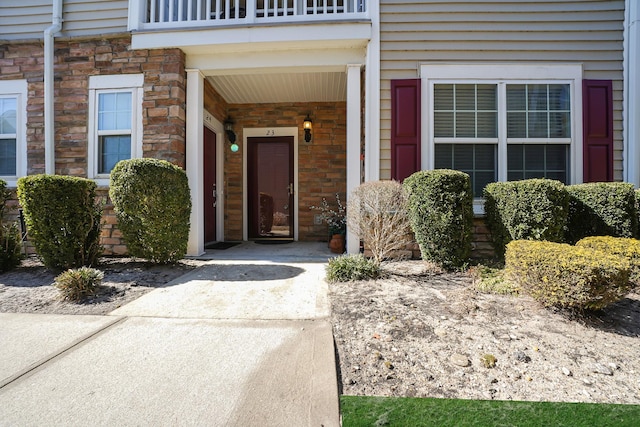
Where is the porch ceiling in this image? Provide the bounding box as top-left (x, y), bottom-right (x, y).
top-left (207, 71), bottom-right (346, 104)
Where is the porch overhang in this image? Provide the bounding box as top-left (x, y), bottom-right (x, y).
top-left (130, 21), bottom-right (371, 53)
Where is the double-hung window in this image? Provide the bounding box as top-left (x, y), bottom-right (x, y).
top-left (433, 83), bottom-right (498, 197)
top-left (0, 97), bottom-right (17, 176)
top-left (505, 83), bottom-right (571, 183)
top-left (423, 64), bottom-right (582, 206)
top-left (88, 74), bottom-right (143, 185)
top-left (0, 80), bottom-right (27, 186)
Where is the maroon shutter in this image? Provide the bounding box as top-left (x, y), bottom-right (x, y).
top-left (391, 79), bottom-right (421, 181)
top-left (582, 80), bottom-right (614, 182)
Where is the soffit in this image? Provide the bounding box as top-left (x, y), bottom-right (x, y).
top-left (207, 71), bottom-right (347, 104)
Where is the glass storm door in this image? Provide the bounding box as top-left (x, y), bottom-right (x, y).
top-left (247, 136), bottom-right (294, 239)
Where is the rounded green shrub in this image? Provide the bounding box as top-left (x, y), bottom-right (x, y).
top-left (54, 267), bottom-right (104, 301)
top-left (0, 179), bottom-right (23, 272)
top-left (576, 236), bottom-right (640, 289)
top-left (17, 175), bottom-right (102, 271)
top-left (484, 179), bottom-right (568, 259)
top-left (505, 240), bottom-right (632, 311)
top-left (109, 158), bottom-right (191, 264)
top-left (403, 170), bottom-right (473, 269)
top-left (326, 254), bottom-right (380, 283)
top-left (566, 182), bottom-right (637, 244)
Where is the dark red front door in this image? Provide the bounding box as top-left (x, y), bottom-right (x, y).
top-left (247, 137), bottom-right (294, 239)
top-left (203, 126), bottom-right (217, 243)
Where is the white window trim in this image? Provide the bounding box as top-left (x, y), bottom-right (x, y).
top-left (0, 80), bottom-right (28, 187)
top-left (420, 64), bottom-right (583, 214)
top-left (88, 74), bottom-right (144, 186)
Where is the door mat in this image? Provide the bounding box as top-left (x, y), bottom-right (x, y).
top-left (253, 240), bottom-right (293, 245)
top-left (205, 242), bottom-right (241, 250)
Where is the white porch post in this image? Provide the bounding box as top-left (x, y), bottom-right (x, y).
top-left (346, 64), bottom-right (362, 254)
top-left (624, 0), bottom-right (640, 185)
top-left (186, 69), bottom-right (205, 256)
top-left (364, 0), bottom-right (380, 182)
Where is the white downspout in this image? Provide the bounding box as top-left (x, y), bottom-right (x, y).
top-left (624, 0), bottom-right (640, 186)
top-left (44, 0), bottom-right (63, 175)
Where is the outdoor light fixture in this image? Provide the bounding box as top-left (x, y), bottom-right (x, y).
top-left (303, 114), bottom-right (313, 143)
top-left (224, 117), bottom-right (239, 152)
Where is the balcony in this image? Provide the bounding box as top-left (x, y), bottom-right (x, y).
top-left (129, 0), bottom-right (369, 31)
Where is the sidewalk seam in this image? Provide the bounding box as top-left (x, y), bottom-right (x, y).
top-left (0, 316), bottom-right (127, 389)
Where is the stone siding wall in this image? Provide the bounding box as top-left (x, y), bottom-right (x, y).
top-left (363, 217), bottom-right (496, 261)
top-left (226, 102), bottom-right (347, 241)
top-left (0, 35), bottom-right (186, 255)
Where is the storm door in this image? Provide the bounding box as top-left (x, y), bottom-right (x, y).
top-left (247, 137), bottom-right (294, 239)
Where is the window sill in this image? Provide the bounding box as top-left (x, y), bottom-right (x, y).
top-left (472, 199), bottom-right (485, 216)
top-left (91, 178), bottom-right (111, 187)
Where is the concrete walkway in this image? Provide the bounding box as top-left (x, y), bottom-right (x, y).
top-left (0, 242), bottom-right (339, 427)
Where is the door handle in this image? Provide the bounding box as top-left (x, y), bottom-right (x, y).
top-left (212, 184), bottom-right (217, 208)
top-left (287, 183), bottom-right (294, 196)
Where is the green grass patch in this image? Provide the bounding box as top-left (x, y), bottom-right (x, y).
top-left (341, 395), bottom-right (640, 427)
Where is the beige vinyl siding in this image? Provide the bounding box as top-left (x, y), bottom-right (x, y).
top-left (61, 0), bottom-right (128, 37)
top-left (0, 1), bottom-right (51, 40)
top-left (0, 0), bottom-right (128, 41)
top-left (379, 0), bottom-right (625, 181)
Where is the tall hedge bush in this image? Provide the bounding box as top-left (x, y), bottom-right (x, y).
top-left (484, 178), bottom-right (569, 258)
top-left (110, 158), bottom-right (191, 264)
top-left (484, 179), bottom-right (568, 259)
top-left (636, 189), bottom-right (640, 238)
top-left (17, 175), bottom-right (102, 270)
top-left (566, 182), bottom-right (637, 244)
top-left (0, 179), bottom-right (23, 272)
top-left (403, 169), bottom-right (473, 269)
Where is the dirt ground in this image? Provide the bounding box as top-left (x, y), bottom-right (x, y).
top-left (3, 256), bottom-right (639, 404)
top-left (0, 257), bottom-right (206, 315)
top-left (330, 261), bottom-right (640, 405)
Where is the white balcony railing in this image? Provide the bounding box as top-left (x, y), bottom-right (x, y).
top-left (130, 0), bottom-right (368, 30)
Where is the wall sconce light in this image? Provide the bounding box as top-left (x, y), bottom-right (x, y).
top-left (303, 114), bottom-right (313, 143)
top-left (224, 117), bottom-right (239, 152)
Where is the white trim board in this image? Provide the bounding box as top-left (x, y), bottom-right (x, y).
top-left (419, 63), bottom-right (584, 187)
top-left (0, 79), bottom-right (28, 187)
top-left (204, 109), bottom-right (225, 243)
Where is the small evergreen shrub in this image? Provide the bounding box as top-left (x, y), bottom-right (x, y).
top-left (17, 175), bottom-right (102, 271)
top-left (326, 254), bottom-right (380, 283)
top-left (346, 180), bottom-right (413, 264)
top-left (110, 159), bottom-right (191, 264)
top-left (473, 266), bottom-right (519, 295)
top-left (576, 236), bottom-right (640, 289)
top-left (0, 223), bottom-right (23, 273)
top-left (505, 240), bottom-right (632, 310)
top-left (54, 267), bottom-right (104, 301)
top-left (0, 179), bottom-right (23, 272)
top-left (403, 170), bottom-right (473, 269)
top-left (566, 182), bottom-right (637, 243)
top-left (484, 179), bottom-right (568, 259)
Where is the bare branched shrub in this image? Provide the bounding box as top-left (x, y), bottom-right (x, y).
top-left (347, 180), bottom-right (413, 264)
